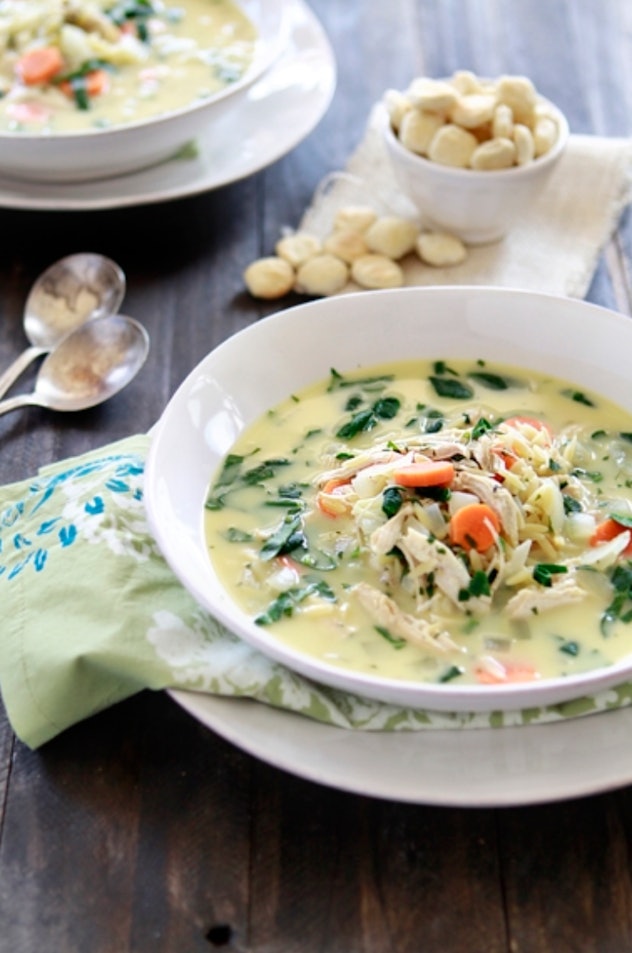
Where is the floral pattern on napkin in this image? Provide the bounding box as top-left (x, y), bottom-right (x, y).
top-left (1, 435), bottom-right (632, 749)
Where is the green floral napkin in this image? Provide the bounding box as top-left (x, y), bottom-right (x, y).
top-left (1, 435), bottom-right (632, 749)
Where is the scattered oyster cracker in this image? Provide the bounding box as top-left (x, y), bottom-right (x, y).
top-left (243, 204), bottom-right (470, 300)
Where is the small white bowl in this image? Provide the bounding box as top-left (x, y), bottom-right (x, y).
top-left (0, 0), bottom-right (290, 184)
top-left (145, 287), bottom-right (632, 715)
top-left (380, 100), bottom-right (569, 244)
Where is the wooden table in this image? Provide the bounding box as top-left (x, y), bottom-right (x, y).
top-left (2, 2), bottom-right (632, 950)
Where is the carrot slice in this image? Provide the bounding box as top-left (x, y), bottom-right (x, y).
top-left (316, 477), bottom-right (352, 517)
top-left (590, 518), bottom-right (632, 556)
top-left (16, 47), bottom-right (64, 85)
top-left (449, 502), bottom-right (500, 553)
top-left (392, 460), bottom-right (455, 488)
top-left (492, 448), bottom-right (517, 471)
top-left (501, 416), bottom-right (553, 440)
top-left (475, 659), bottom-right (539, 684)
top-left (59, 68), bottom-right (110, 100)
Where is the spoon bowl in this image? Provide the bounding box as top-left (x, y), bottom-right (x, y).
top-left (0, 314), bottom-right (149, 417)
top-left (0, 253), bottom-right (126, 399)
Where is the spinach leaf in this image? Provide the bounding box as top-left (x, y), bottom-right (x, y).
top-left (259, 514), bottom-right (304, 561)
top-left (255, 580), bottom-right (335, 625)
top-left (429, 376), bottom-right (474, 400)
top-left (336, 395), bottom-right (401, 439)
top-left (373, 396), bottom-right (401, 419)
top-left (468, 371), bottom-right (511, 390)
top-left (336, 407), bottom-right (377, 439)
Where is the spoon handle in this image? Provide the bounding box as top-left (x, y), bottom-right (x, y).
top-left (0, 393), bottom-right (40, 417)
top-left (0, 345), bottom-right (48, 400)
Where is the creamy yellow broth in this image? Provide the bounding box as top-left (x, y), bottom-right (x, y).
top-left (0, 0), bottom-right (257, 133)
top-left (204, 359), bottom-right (632, 688)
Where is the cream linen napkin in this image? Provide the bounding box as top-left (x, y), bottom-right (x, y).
top-left (1, 435), bottom-right (632, 750)
top-left (298, 105), bottom-right (632, 298)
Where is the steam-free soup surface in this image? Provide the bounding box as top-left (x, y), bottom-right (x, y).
top-left (204, 359), bottom-right (632, 688)
top-left (0, 0), bottom-right (257, 133)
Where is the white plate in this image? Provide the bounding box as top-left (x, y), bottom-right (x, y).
top-left (0, 0), bottom-right (335, 210)
top-left (169, 689), bottom-right (632, 806)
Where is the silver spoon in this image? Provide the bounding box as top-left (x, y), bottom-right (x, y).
top-left (0, 314), bottom-right (149, 417)
top-left (0, 252), bottom-right (126, 399)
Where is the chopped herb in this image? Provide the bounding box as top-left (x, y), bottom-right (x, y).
top-left (292, 546), bottom-right (337, 571)
top-left (562, 388), bottom-right (595, 407)
top-left (600, 563), bottom-right (632, 636)
top-left (469, 570), bottom-right (492, 597)
top-left (374, 625), bottom-right (407, 649)
top-left (417, 484), bottom-right (451, 502)
top-left (439, 665), bottom-right (465, 683)
top-left (472, 417), bottom-right (493, 439)
top-left (558, 639), bottom-right (580, 656)
top-left (278, 483), bottom-right (304, 499)
top-left (225, 527), bottom-right (253, 542)
top-left (563, 494), bottom-right (583, 514)
top-left (621, 432), bottom-right (632, 443)
top-left (533, 563), bottom-right (568, 587)
top-left (328, 368), bottom-right (394, 391)
top-left (382, 486), bottom-right (404, 517)
top-left (572, 467), bottom-right (604, 484)
top-left (432, 361), bottom-right (459, 376)
top-left (424, 417), bottom-right (444, 434)
top-left (458, 570), bottom-right (491, 601)
top-left (345, 394), bottom-right (364, 411)
top-left (54, 58), bottom-right (112, 109)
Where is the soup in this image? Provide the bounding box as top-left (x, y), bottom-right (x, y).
top-left (204, 359), bottom-right (632, 687)
top-left (0, 0), bottom-right (257, 133)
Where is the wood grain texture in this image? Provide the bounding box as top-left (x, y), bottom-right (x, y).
top-left (1, 1), bottom-right (632, 950)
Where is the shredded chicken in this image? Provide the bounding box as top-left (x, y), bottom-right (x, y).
top-left (353, 582), bottom-right (457, 652)
top-left (505, 575), bottom-right (587, 619)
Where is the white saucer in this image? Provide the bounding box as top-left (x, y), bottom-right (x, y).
top-left (169, 690), bottom-right (632, 807)
top-left (0, 0), bottom-right (336, 211)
